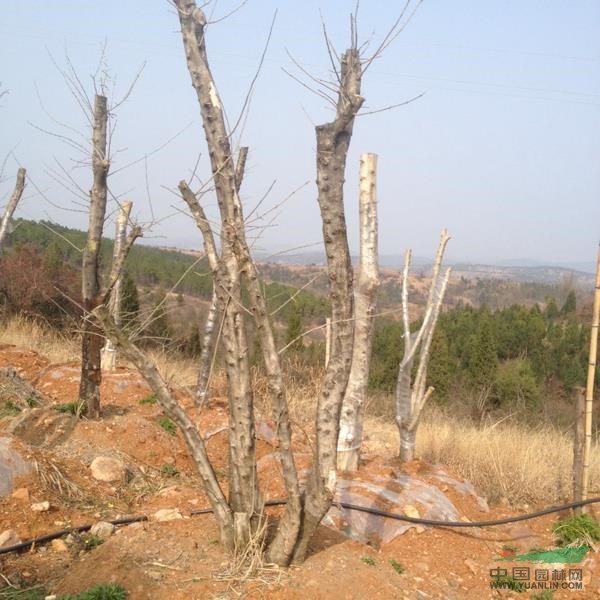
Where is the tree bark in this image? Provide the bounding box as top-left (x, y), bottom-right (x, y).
top-left (292, 48), bottom-right (364, 563)
top-left (573, 386), bottom-right (586, 510)
top-left (337, 153), bottom-right (379, 472)
top-left (0, 168), bottom-right (26, 256)
top-left (582, 244), bottom-right (600, 503)
top-left (94, 305), bottom-right (235, 551)
top-left (175, 0), bottom-right (263, 543)
top-left (102, 201), bottom-right (133, 372)
top-left (395, 231), bottom-right (451, 462)
top-left (79, 95), bottom-right (109, 419)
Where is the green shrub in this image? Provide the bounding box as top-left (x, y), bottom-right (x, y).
top-left (60, 583), bottom-right (127, 600)
top-left (531, 591), bottom-right (554, 600)
top-left (160, 463), bottom-right (179, 477)
top-left (389, 559), bottom-right (405, 574)
top-left (0, 585), bottom-right (47, 600)
top-left (158, 416), bottom-right (176, 436)
top-left (55, 401), bottom-right (86, 416)
top-left (81, 534), bottom-right (104, 551)
top-left (494, 358), bottom-right (541, 408)
top-left (553, 513), bottom-right (600, 547)
top-left (360, 555), bottom-right (377, 566)
top-left (0, 400), bottom-right (22, 417)
top-left (139, 394), bottom-right (157, 405)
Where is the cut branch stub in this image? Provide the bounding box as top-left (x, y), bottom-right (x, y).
top-left (337, 153), bottom-right (379, 472)
top-left (0, 167), bottom-right (26, 257)
top-left (395, 229), bottom-right (451, 462)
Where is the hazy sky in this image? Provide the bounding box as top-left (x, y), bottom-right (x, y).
top-left (1, 1), bottom-right (599, 266)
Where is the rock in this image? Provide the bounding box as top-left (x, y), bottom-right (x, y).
top-left (31, 501), bottom-right (50, 512)
top-left (151, 508), bottom-right (183, 522)
top-left (51, 539), bottom-right (68, 553)
top-left (90, 456), bottom-right (128, 483)
top-left (90, 521), bottom-right (115, 539)
top-left (12, 488), bottom-right (29, 502)
top-left (0, 529), bottom-right (20, 548)
top-left (0, 437), bottom-right (32, 496)
top-left (464, 558), bottom-right (478, 575)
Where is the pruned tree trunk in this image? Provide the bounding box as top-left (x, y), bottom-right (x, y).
top-left (102, 201), bottom-right (133, 372)
top-left (337, 153), bottom-right (379, 472)
top-left (291, 47), bottom-right (364, 563)
top-left (0, 168), bottom-right (26, 257)
top-left (395, 230), bottom-right (451, 462)
top-left (79, 94), bottom-right (109, 419)
top-left (581, 244), bottom-right (600, 503)
top-left (94, 305), bottom-right (235, 551)
top-left (325, 317), bottom-right (331, 367)
top-left (175, 0), bottom-right (267, 546)
top-left (573, 386), bottom-right (586, 510)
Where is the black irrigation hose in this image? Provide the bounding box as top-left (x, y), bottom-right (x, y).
top-left (2, 496), bottom-right (600, 557)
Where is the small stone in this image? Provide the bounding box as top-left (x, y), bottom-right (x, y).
top-left (404, 505), bottom-right (420, 518)
top-left (31, 501), bottom-right (50, 512)
top-left (51, 539), bottom-right (68, 553)
top-left (151, 508), bottom-right (182, 522)
top-left (90, 456), bottom-right (128, 483)
top-left (464, 558), bottom-right (478, 575)
top-left (12, 488), bottom-right (29, 502)
top-left (90, 521), bottom-right (115, 539)
top-left (0, 529), bottom-right (20, 548)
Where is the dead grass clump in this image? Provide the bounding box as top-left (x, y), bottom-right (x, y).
top-left (33, 457), bottom-right (83, 501)
top-left (363, 408), bottom-right (600, 506)
top-left (213, 514), bottom-right (284, 594)
top-left (0, 314), bottom-right (79, 363)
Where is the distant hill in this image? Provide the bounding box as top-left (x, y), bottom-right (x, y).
top-left (254, 250), bottom-right (595, 287)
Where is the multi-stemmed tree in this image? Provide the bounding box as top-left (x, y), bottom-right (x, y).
top-left (96, 0), bottom-right (423, 566)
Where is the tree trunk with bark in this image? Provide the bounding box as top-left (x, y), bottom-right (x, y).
top-left (581, 244), bottom-right (600, 504)
top-left (102, 201), bottom-right (133, 372)
top-left (175, 0), bottom-right (267, 546)
top-left (79, 95), bottom-right (109, 419)
top-left (337, 153), bottom-right (379, 472)
top-left (291, 47), bottom-right (364, 563)
top-left (395, 230), bottom-right (451, 462)
top-left (0, 168), bottom-right (26, 256)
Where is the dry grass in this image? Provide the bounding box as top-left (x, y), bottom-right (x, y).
top-left (3, 315), bottom-right (598, 509)
top-left (365, 408), bottom-right (600, 506)
top-left (0, 314), bottom-right (79, 363)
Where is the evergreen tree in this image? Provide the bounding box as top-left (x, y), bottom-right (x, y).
top-left (285, 303), bottom-right (303, 351)
top-left (427, 329), bottom-right (452, 402)
top-left (561, 290), bottom-right (577, 315)
top-left (466, 315), bottom-right (498, 389)
top-left (120, 271), bottom-right (140, 329)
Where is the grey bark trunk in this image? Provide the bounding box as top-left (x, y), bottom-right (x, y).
top-left (102, 201), bottom-right (132, 372)
top-left (175, 0), bottom-right (265, 546)
top-left (395, 231), bottom-right (451, 462)
top-left (337, 153), bottom-right (379, 472)
top-left (292, 48), bottom-right (364, 563)
top-left (79, 95), bottom-right (109, 419)
top-left (0, 168), bottom-right (26, 256)
top-left (94, 305), bottom-right (235, 551)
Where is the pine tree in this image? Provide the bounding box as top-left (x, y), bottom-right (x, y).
top-left (285, 303), bottom-right (303, 351)
top-left (466, 315), bottom-right (498, 390)
top-left (427, 329), bottom-right (452, 402)
top-left (561, 290), bottom-right (577, 315)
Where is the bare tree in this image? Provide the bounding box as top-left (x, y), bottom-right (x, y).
top-left (101, 200), bottom-right (133, 372)
top-left (580, 244), bottom-right (600, 504)
top-left (96, 0), bottom-right (420, 567)
top-left (78, 95), bottom-right (110, 418)
top-left (337, 153), bottom-right (379, 472)
top-left (396, 230), bottom-right (451, 462)
top-left (0, 168), bottom-right (26, 256)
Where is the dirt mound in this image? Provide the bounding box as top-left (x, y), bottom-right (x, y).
top-left (0, 345), bottom-right (598, 599)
